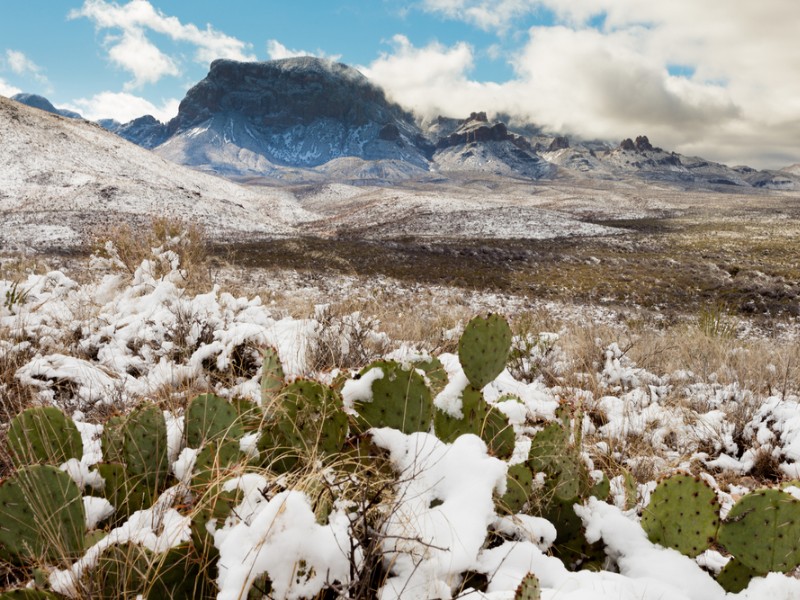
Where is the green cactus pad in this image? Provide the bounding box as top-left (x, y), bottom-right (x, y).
top-left (191, 439), bottom-right (244, 488)
top-left (259, 379), bottom-right (348, 472)
top-left (96, 463), bottom-right (154, 519)
top-left (190, 483), bottom-right (241, 556)
top-left (458, 314), bottom-right (512, 389)
top-left (353, 361), bottom-right (433, 434)
top-left (528, 423), bottom-right (569, 472)
top-left (92, 542), bottom-right (150, 597)
top-left (231, 397), bottom-right (265, 432)
top-left (433, 385), bottom-right (514, 457)
top-left (641, 473), bottom-right (720, 557)
top-left (0, 465), bottom-right (85, 564)
top-left (100, 415), bottom-right (126, 464)
top-left (185, 393), bottom-right (243, 448)
top-left (121, 405), bottom-right (169, 489)
top-left (716, 557), bottom-right (760, 594)
top-left (7, 406), bottom-right (83, 467)
top-left (589, 473), bottom-right (611, 502)
top-left (718, 488), bottom-right (800, 573)
top-left (261, 346), bottom-right (285, 401)
top-left (481, 405), bottom-right (515, 460)
top-left (413, 356), bottom-right (448, 396)
top-left (514, 573), bottom-right (541, 600)
top-left (501, 463), bottom-right (534, 514)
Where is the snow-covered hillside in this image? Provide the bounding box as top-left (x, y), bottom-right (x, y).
top-left (0, 96), bottom-right (300, 250)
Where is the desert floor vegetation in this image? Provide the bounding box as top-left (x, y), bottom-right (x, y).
top-left (2, 216), bottom-right (800, 598)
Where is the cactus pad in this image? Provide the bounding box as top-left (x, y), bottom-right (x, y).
top-left (185, 393), bottom-right (243, 448)
top-left (718, 488), bottom-right (800, 574)
top-left (121, 405), bottom-right (169, 489)
top-left (413, 356), bottom-right (448, 396)
top-left (502, 464), bottom-right (534, 514)
top-left (514, 573), bottom-right (541, 600)
top-left (353, 361), bottom-right (433, 434)
top-left (260, 379), bottom-right (348, 472)
top-left (0, 465), bottom-right (85, 564)
top-left (716, 557), bottom-right (760, 594)
top-left (261, 345), bottom-right (285, 401)
top-left (97, 462), bottom-right (154, 519)
top-left (458, 314), bottom-right (512, 389)
top-left (7, 406), bottom-right (83, 467)
top-left (191, 439), bottom-right (244, 488)
top-left (641, 473), bottom-right (720, 557)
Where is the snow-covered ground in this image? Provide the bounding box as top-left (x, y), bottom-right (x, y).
top-left (3, 244), bottom-right (800, 599)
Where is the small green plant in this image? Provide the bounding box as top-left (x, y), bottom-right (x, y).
top-left (3, 280), bottom-right (29, 313)
top-left (698, 302), bottom-right (736, 338)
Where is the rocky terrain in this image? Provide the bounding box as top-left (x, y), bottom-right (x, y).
top-left (0, 96), bottom-right (298, 252)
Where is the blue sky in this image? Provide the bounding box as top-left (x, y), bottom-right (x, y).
top-left (1, 0), bottom-right (799, 169)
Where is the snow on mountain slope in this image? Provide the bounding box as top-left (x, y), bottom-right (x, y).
top-left (155, 58), bottom-right (432, 177)
top-left (0, 96), bottom-right (302, 250)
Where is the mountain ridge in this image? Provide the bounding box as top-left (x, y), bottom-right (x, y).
top-left (7, 58), bottom-right (800, 189)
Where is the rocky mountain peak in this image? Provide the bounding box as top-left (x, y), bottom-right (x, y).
top-left (168, 57), bottom-right (411, 134)
top-left (619, 135), bottom-right (660, 153)
top-left (11, 93), bottom-right (81, 119)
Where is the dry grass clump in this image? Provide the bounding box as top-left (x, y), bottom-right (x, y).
top-left (90, 216), bottom-right (211, 293)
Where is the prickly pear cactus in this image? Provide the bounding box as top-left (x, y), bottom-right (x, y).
top-left (434, 385), bottom-right (515, 458)
top-left (96, 462), bottom-right (154, 519)
top-left (352, 360), bottom-right (433, 434)
top-left (7, 406), bottom-right (83, 467)
top-left (718, 488), bottom-right (800, 574)
top-left (261, 345), bottom-right (285, 402)
top-left (91, 542), bottom-right (202, 599)
top-left (716, 557), bottom-right (760, 594)
top-left (0, 465), bottom-right (85, 564)
top-left (514, 572), bottom-right (541, 600)
top-left (185, 393), bottom-right (243, 448)
top-left (641, 473), bottom-right (720, 557)
top-left (458, 314), bottom-right (512, 389)
top-left (121, 405), bottom-right (169, 489)
top-left (413, 356), bottom-right (448, 396)
top-left (191, 439), bottom-right (244, 488)
top-left (502, 463), bottom-right (534, 514)
top-left (259, 379), bottom-right (348, 472)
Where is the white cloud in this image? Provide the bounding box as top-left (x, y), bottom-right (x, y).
top-left (361, 35), bottom-right (495, 118)
top-left (387, 0), bottom-right (800, 168)
top-left (4, 49), bottom-right (52, 91)
top-left (421, 0), bottom-right (534, 31)
top-left (70, 0), bottom-right (256, 87)
top-left (108, 30), bottom-right (179, 89)
top-left (63, 91), bottom-right (180, 123)
top-left (0, 77), bottom-right (22, 97)
top-left (266, 40), bottom-right (341, 62)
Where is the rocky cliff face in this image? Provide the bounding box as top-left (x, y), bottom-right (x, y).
top-left (431, 112), bottom-right (554, 179)
top-left (102, 115), bottom-right (169, 149)
top-left (155, 57), bottom-right (433, 175)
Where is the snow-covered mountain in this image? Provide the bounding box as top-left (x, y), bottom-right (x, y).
top-left (11, 93), bottom-right (82, 119)
top-left (0, 95), bottom-right (298, 251)
top-left (431, 112), bottom-right (554, 180)
top-left (539, 134), bottom-right (800, 190)
top-left (9, 57), bottom-right (799, 189)
top-left (155, 57), bottom-right (433, 177)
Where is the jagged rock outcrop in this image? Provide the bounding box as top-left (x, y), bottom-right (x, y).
top-left (156, 57), bottom-right (433, 175)
top-left (432, 112), bottom-right (554, 179)
top-left (548, 136), bottom-right (570, 151)
top-left (103, 115), bottom-right (169, 150)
